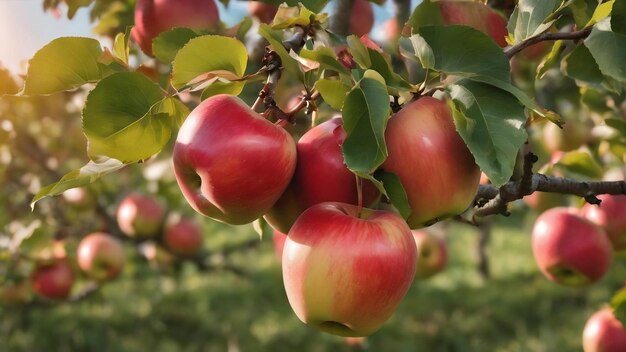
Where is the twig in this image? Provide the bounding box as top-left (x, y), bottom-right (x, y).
top-left (505, 27), bottom-right (592, 59)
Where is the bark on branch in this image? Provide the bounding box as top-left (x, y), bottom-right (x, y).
top-left (504, 27), bottom-right (593, 59)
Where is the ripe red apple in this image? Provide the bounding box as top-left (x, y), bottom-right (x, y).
top-left (31, 259), bottom-right (75, 300)
top-left (438, 0), bottom-right (508, 47)
top-left (272, 230), bottom-right (287, 263)
top-left (248, 1), bottom-right (278, 24)
top-left (412, 230), bottom-right (447, 279)
top-left (77, 232), bottom-right (125, 281)
top-left (116, 193), bottom-right (165, 238)
top-left (532, 207), bottom-right (613, 286)
top-left (582, 195), bottom-right (626, 251)
top-left (132, 0), bottom-right (220, 56)
top-left (173, 94), bottom-right (296, 225)
top-left (382, 17), bottom-right (402, 43)
top-left (163, 217), bottom-right (203, 256)
top-left (265, 117), bottom-right (378, 233)
top-left (282, 202), bottom-right (417, 337)
top-left (381, 97), bottom-right (481, 228)
top-left (350, 0), bottom-right (374, 37)
top-left (583, 308), bottom-right (626, 352)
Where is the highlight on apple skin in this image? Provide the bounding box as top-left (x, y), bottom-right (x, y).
top-left (531, 207), bottom-right (613, 287)
top-left (381, 97), bottom-right (481, 228)
top-left (116, 193), bottom-right (166, 239)
top-left (583, 308), bottom-right (626, 352)
top-left (272, 230), bottom-right (287, 263)
top-left (31, 259), bottom-right (75, 300)
top-left (173, 94), bottom-right (296, 225)
top-left (132, 0), bottom-right (220, 56)
top-left (581, 195), bottom-right (626, 251)
top-left (77, 232), bottom-right (125, 281)
top-left (412, 230), bottom-right (448, 279)
top-left (282, 202), bottom-right (417, 337)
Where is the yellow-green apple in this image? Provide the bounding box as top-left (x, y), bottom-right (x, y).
top-left (173, 94), bottom-right (296, 225)
top-left (272, 230), bottom-right (287, 263)
top-left (77, 232), bottom-right (125, 281)
top-left (582, 195), bottom-right (626, 251)
top-left (31, 259), bottom-right (75, 300)
top-left (62, 187), bottom-right (94, 209)
top-left (380, 97), bottom-right (481, 228)
top-left (132, 0), bottom-right (220, 56)
top-left (248, 1), bottom-right (278, 24)
top-left (438, 0), bottom-right (508, 47)
top-left (523, 191), bottom-right (568, 213)
top-left (412, 230), bottom-right (448, 279)
top-left (543, 120), bottom-right (591, 153)
top-left (532, 207), bottom-right (613, 287)
top-left (163, 217), bottom-right (203, 256)
top-left (116, 193), bottom-right (165, 238)
top-left (265, 117), bottom-right (378, 233)
top-left (583, 308), bottom-right (626, 352)
top-left (282, 202), bottom-right (417, 337)
top-left (350, 0), bottom-right (374, 37)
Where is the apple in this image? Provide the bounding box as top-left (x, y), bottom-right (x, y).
top-left (436, 0), bottom-right (508, 47)
top-left (412, 230), bottom-right (447, 279)
top-left (543, 120), bottom-right (591, 152)
top-left (163, 217), bottom-right (203, 256)
top-left (116, 193), bottom-right (165, 238)
top-left (582, 195), bottom-right (626, 251)
top-left (265, 117), bottom-right (379, 233)
top-left (523, 191), bottom-right (568, 213)
top-left (173, 94), bottom-right (296, 225)
top-left (350, 0), bottom-right (374, 37)
top-left (382, 17), bottom-right (402, 43)
top-left (282, 202), bottom-right (416, 337)
top-left (132, 0), bottom-right (220, 56)
top-left (248, 1), bottom-right (278, 24)
top-left (77, 232), bottom-right (125, 281)
top-left (272, 230), bottom-right (287, 263)
top-left (531, 207), bottom-right (613, 287)
top-left (62, 187), bottom-right (94, 209)
top-left (479, 172), bottom-right (490, 185)
top-left (31, 259), bottom-right (75, 300)
top-left (583, 308), bottom-right (626, 352)
top-left (380, 97), bottom-right (481, 228)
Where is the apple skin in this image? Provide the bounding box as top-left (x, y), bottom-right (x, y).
top-left (265, 117), bottom-right (379, 233)
top-left (163, 218), bottom-right (203, 256)
top-left (531, 207), bottom-right (613, 287)
top-left (543, 120), bottom-right (590, 152)
top-left (62, 187), bottom-right (94, 209)
top-left (282, 202), bottom-right (417, 337)
top-left (412, 230), bottom-right (448, 279)
top-left (77, 233), bottom-right (125, 281)
top-left (173, 94), bottom-right (297, 225)
top-left (116, 193), bottom-right (166, 238)
top-left (272, 230), bottom-right (287, 263)
top-left (523, 192), bottom-right (568, 213)
top-left (582, 195), bottom-right (626, 251)
top-left (380, 97), bottom-right (481, 228)
top-left (31, 259), bottom-right (75, 300)
top-left (350, 0), bottom-right (374, 37)
top-left (439, 0), bottom-right (508, 47)
top-left (248, 1), bottom-right (278, 24)
top-left (132, 0), bottom-right (220, 56)
top-left (583, 308), bottom-right (626, 352)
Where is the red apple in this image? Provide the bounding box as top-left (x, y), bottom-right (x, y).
top-left (163, 217), bottom-right (203, 256)
top-left (582, 195), bottom-right (626, 251)
top-left (31, 259), bottom-right (75, 300)
top-left (272, 230), bottom-right (287, 263)
top-left (173, 94), bottom-right (297, 225)
top-left (248, 1), bottom-right (278, 24)
top-left (583, 308), bottom-right (626, 352)
top-left (532, 207), bottom-right (613, 286)
top-left (350, 0), bottom-right (374, 37)
top-left (116, 193), bottom-right (166, 238)
top-left (77, 232), bottom-right (125, 281)
top-left (282, 202), bottom-right (416, 337)
top-left (265, 117), bottom-right (378, 233)
top-left (412, 230), bottom-right (447, 279)
top-left (381, 97), bottom-right (481, 228)
top-left (132, 0), bottom-right (220, 56)
top-left (438, 0), bottom-right (508, 47)
top-left (382, 17), bottom-right (402, 43)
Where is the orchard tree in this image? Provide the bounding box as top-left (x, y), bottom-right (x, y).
top-left (2, 0), bottom-right (626, 346)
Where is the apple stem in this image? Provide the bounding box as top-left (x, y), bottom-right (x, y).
top-left (356, 174), bottom-right (364, 217)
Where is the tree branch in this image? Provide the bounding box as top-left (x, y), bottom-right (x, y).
top-left (504, 27), bottom-right (592, 59)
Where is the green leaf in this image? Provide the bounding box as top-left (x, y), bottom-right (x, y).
top-left (314, 79), bottom-right (350, 110)
top-left (153, 28), bottom-right (200, 64)
top-left (82, 72), bottom-right (171, 162)
top-left (346, 35), bottom-right (372, 68)
top-left (341, 70), bottom-right (391, 176)
top-left (113, 30), bottom-right (130, 65)
top-left (408, 0), bottom-right (444, 29)
top-left (234, 17), bottom-right (254, 42)
top-left (507, 0), bottom-right (559, 43)
top-left (613, 0), bottom-right (626, 34)
top-left (447, 81), bottom-right (527, 186)
top-left (605, 118), bottom-right (626, 135)
top-left (584, 19), bottom-right (626, 84)
top-left (258, 24), bottom-right (304, 84)
top-left (374, 170), bottom-right (411, 220)
top-left (536, 40), bottom-right (564, 79)
top-left (172, 35), bottom-right (248, 97)
top-left (562, 44), bottom-right (605, 86)
top-left (31, 157), bottom-right (126, 208)
top-left (586, 0), bottom-right (615, 27)
top-left (252, 217), bottom-right (274, 240)
top-left (611, 286), bottom-right (626, 326)
top-left (0, 66), bottom-right (19, 96)
top-left (554, 151), bottom-right (604, 179)
top-left (22, 37), bottom-right (105, 95)
top-left (65, 0), bottom-right (94, 19)
top-left (300, 47), bottom-right (350, 76)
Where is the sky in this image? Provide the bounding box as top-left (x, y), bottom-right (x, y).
top-left (0, 0), bottom-right (408, 75)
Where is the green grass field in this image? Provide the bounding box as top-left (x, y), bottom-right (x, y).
top-left (2, 208), bottom-right (624, 352)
